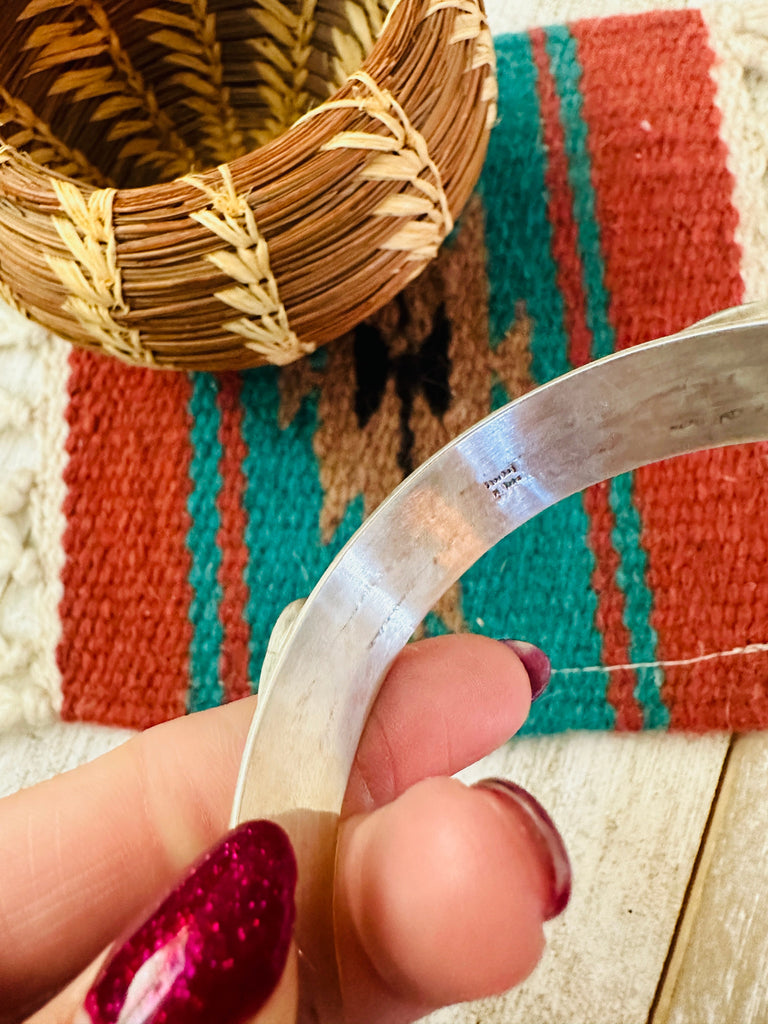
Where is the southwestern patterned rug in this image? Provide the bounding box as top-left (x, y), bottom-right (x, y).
top-left (2, 3), bottom-right (768, 734)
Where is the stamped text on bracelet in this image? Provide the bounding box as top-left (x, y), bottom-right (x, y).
top-left (484, 462), bottom-right (523, 500)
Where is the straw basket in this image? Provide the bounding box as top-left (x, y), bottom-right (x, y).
top-left (0, 0), bottom-right (496, 370)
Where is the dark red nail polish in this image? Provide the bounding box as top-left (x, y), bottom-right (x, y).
top-left (500, 640), bottom-right (552, 700)
top-left (474, 778), bottom-right (571, 920)
top-left (80, 821), bottom-right (296, 1024)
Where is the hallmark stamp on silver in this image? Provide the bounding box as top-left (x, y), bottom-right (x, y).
top-left (483, 462), bottom-right (522, 500)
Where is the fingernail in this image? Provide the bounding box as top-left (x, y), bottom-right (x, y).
top-left (79, 821), bottom-right (296, 1024)
top-left (500, 640), bottom-right (551, 700)
top-left (473, 778), bottom-right (571, 920)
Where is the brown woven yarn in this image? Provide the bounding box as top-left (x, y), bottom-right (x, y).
top-left (0, 0), bottom-right (496, 369)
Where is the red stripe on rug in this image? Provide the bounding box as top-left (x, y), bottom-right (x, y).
top-left (59, 352), bottom-right (194, 729)
top-left (530, 27), bottom-right (592, 368)
top-left (533, 27), bottom-right (642, 727)
top-left (216, 373), bottom-right (251, 702)
top-left (582, 483), bottom-right (643, 730)
top-left (572, 10), bottom-right (742, 346)
top-left (573, 10), bottom-right (768, 729)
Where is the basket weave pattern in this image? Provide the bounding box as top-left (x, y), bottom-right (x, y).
top-left (0, 0), bottom-right (496, 369)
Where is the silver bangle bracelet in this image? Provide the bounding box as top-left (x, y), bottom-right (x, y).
top-left (231, 300), bottom-right (768, 1022)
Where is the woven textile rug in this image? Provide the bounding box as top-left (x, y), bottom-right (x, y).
top-left (2, 3), bottom-right (768, 736)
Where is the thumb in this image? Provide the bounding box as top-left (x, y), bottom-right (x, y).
top-left (27, 822), bottom-right (300, 1024)
top-left (335, 775), bottom-right (571, 1024)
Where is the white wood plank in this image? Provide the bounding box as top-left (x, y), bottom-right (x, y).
top-left (652, 732), bottom-right (768, 1024)
top-left (423, 731), bottom-right (729, 1024)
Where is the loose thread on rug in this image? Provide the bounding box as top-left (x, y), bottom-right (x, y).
top-left (552, 642), bottom-right (768, 675)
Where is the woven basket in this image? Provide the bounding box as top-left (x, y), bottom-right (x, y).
top-left (0, 0), bottom-right (496, 370)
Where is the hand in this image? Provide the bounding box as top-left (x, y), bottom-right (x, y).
top-left (0, 635), bottom-right (570, 1024)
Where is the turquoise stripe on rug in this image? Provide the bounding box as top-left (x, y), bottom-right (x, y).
top-left (186, 374), bottom-right (225, 712)
top-left (610, 474), bottom-right (669, 727)
top-left (545, 26), bottom-right (613, 362)
top-left (462, 31), bottom-right (612, 734)
top-left (550, 26), bottom-right (668, 727)
top-left (239, 367), bottom-right (363, 690)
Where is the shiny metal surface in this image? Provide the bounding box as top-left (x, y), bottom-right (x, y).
top-left (231, 302), bottom-right (768, 1019)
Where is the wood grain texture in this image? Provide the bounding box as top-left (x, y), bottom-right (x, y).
top-left (652, 732), bottom-right (768, 1024)
top-left (423, 731), bottom-right (730, 1024)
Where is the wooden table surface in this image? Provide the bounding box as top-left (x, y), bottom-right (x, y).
top-left (423, 729), bottom-right (767, 1024)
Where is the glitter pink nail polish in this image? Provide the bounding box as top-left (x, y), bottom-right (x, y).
top-left (80, 821), bottom-right (297, 1024)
